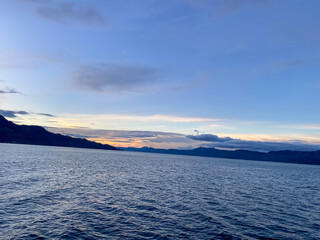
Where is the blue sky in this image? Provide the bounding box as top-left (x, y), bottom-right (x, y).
top-left (0, 0), bottom-right (320, 150)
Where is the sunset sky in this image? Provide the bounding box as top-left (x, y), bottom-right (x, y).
top-left (1, 0), bottom-right (320, 151)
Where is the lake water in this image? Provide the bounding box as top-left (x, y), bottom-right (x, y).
top-left (1, 143), bottom-right (320, 239)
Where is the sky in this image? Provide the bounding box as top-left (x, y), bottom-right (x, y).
top-left (0, 0), bottom-right (320, 151)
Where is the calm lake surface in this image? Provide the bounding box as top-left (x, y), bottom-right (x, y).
top-left (1, 143), bottom-right (320, 239)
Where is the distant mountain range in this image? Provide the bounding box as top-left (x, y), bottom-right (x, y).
top-left (120, 146), bottom-right (320, 165)
top-left (0, 114), bottom-right (118, 151)
top-left (1, 114), bottom-right (320, 165)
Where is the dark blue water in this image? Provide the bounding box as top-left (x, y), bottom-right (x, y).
top-left (1, 144), bottom-right (319, 239)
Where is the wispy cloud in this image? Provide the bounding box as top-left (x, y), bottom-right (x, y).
top-left (24, 113), bottom-right (224, 136)
top-left (0, 109), bottom-right (55, 118)
top-left (18, 0), bottom-right (52, 3)
top-left (58, 113), bottom-right (222, 125)
top-left (254, 59), bottom-right (306, 76)
top-left (217, 0), bottom-right (268, 14)
top-left (18, 0), bottom-right (107, 27)
top-left (0, 81), bottom-right (26, 96)
top-left (187, 133), bottom-right (320, 152)
top-left (0, 88), bottom-right (24, 95)
top-left (38, 113), bottom-right (56, 117)
top-left (138, 114), bottom-right (221, 123)
top-left (37, 2), bottom-right (107, 27)
top-left (275, 124), bottom-right (320, 130)
top-left (0, 110), bottom-right (29, 118)
top-left (73, 63), bottom-right (159, 93)
top-left (182, 0), bottom-right (268, 15)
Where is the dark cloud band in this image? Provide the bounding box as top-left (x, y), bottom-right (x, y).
top-left (73, 63), bottom-right (159, 93)
top-left (186, 134), bottom-right (320, 152)
top-left (0, 89), bottom-right (23, 95)
top-left (0, 109), bottom-right (55, 118)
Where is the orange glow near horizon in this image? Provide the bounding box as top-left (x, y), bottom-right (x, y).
top-left (87, 137), bottom-right (197, 149)
top-left (88, 138), bottom-right (146, 148)
top-left (8, 114), bottom-right (320, 149)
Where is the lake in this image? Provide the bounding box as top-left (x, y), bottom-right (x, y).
top-left (1, 143), bottom-right (319, 239)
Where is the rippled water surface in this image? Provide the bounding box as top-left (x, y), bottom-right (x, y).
top-left (1, 143), bottom-right (320, 239)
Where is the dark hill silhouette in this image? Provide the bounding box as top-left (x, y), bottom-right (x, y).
top-left (0, 115), bottom-right (118, 150)
top-left (121, 146), bottom-right (320, 165)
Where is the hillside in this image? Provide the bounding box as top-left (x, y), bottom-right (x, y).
top-left (121, 146), bottom-right (320, 165)
top-left (0, 115), bottom-right (118, 151)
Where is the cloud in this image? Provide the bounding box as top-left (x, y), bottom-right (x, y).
top-left (217, 0), bottom-right (268, 14)
top-left (45, 127), bottom-right (320, 151)
top-left (18, 0), bottom-right (107, 27)
top-left (273, 60), bottom-right (304, 68)
top-left (38, 113), bottom-right (56, 117)
top-left (4, 113), bottom-right (320, 151)
top-left (0, 88), bottom-right (24, 95)
top-left (0, 81), bottom-right (25, 95)
top-left (47, 127), bottom-right (200, 149)
top-left (73, 63), bottom-right (159, 93)
top-left (55, 113), bottom-right (222, 128)
top-left (37, 2), bottom-right (106, 27)
top-left (187, 134), bottom-right (320, 152)
top-left (276, 124), bottom-right (320, 130)
top-left (64, 133), bottom-right (99, 139)
top-left (137, 114), bottom-right (220, 123)
top-left (183, 0), bottom-right (268, 14)
top-left (20, 0), bottom-right (52, 3)
top-left (0, 109), bottom-right (55, 118)
top-left (187, 134), bottom-right (232, 142)
top-left (0, 110), bottom-right (29, 118)
top-left (254, 59), bottom-right (306, 77)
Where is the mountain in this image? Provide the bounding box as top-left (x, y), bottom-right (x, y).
top-left (0, 115), bottom-right (118, 150)
top-left (120, 146), bottom-right (320, 165)
top-left (2, 113), bottom-right (319, 165)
